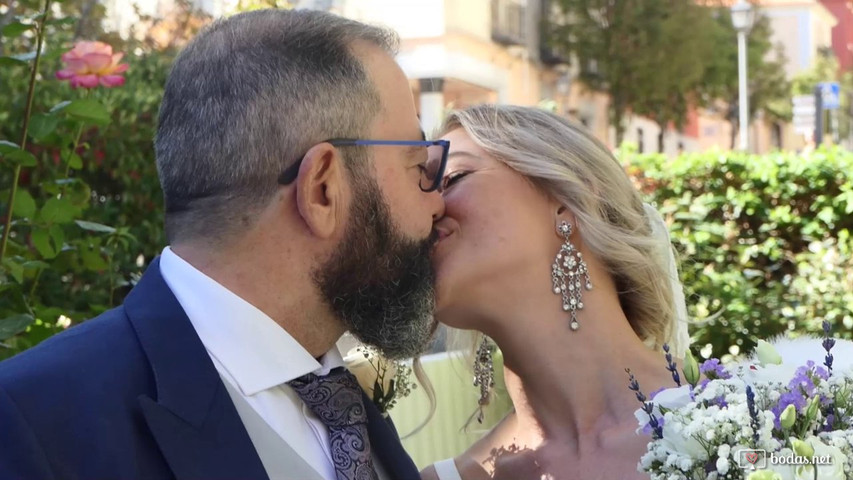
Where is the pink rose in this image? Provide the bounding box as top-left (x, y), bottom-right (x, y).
top-left (56, 41), bottom-right (129, 89)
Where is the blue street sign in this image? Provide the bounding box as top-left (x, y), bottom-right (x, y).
top-left (819, 82), bottom-right (840, 110)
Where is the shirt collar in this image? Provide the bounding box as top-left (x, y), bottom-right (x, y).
top-left (159, 247), bottom-right (345, 396)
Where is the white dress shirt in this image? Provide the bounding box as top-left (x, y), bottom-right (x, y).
top-left (159, 247), bottom-right (343, 480)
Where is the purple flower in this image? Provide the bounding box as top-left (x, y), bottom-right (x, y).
top-left (824, 414), bottom-right (836, 431)
top-left (662, 344), bottom-right (681, 387)
top-left (746, 385), bottom-right (760, 444)
top-left (641, 415), bottom-right (666, 436)
top-left (787, 361), bottom-right (828, 398)
top-left (822, 320), bottom-right (835, 375)
top-left (700, 359), bottom-right (729, 377)
top-left (698, 359), bottom-right (732, 389)
top-left (626, 368), bottom-right (663, 439)
top-left (706, 395), bottom-right (728, 409)
top-left (772, 391), bottom-right (807, 430)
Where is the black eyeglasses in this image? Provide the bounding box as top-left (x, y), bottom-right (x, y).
top-left (278, 138), bottom-right (451, 192)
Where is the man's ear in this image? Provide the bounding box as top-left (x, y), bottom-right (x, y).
top-left (294, 143), bottom-right (346, 240)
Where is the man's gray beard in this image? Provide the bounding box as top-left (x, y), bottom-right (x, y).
top-left (313, 168), bottom-right (438, 360)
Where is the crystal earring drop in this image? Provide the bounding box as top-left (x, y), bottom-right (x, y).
top-left (551, 221), bottom-right (592, 330)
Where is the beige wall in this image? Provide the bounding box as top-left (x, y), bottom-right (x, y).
top-left (761, 2), bottom-right (838, 78)
top-left (444, 0), bottom-right (491, 41)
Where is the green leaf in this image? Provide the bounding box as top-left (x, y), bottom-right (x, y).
top-left (1, 22), bottom-right (33, 37)
top-left (0, 56), bottom-right (28, 67)
top-left (0, 314), bottom-right (34, 341)
top-left (80, 245), bottom-right (108, 270)
top-left (21, 260), bottom-right (49, 270)
top-left (31, 229), bottom-right (57, 259)
top-left (64, 99), bottom-right (110, 126)
top-left (67, 153), bottom-right (83, 170)
top-left (12, 189), bottom-right (36, 218)
top-left (28, 113), bottom-right (60, 140)
top-left (49, 101), bottom-right (72, 114)
top-left (46, 17), bottom-right (77, 26)
top-left (2, 258), bottom-right (24, 283)
top-left (40, 197), bottom-right (75, 224)
top-left (4, 149), bottom-right (37, 166)
top-left (0, 140), bottom-right (20, 153)
top-left (50, 224), bottom-right (65, 254)
top-left (75, 220), bottom-right (116, 233)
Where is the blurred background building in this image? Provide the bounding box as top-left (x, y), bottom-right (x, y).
top-left (100, 0), bottom-right (853, 154)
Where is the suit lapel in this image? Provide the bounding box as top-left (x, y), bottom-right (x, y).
top-left (362, 392), bottom-right (421, 480)
top-left (126, 258), bottom-right (268, 480)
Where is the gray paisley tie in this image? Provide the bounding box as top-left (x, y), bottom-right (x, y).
top-left (288, 367), bottom-right (379, 480)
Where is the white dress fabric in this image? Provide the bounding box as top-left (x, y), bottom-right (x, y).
top-left (432, 458), bottom-right (463, 480)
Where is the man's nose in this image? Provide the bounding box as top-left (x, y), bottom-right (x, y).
top-left (427, 188), bottom-right (445, 222)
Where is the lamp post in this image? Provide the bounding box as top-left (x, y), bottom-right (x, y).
top-left (731, 0), bottom-right (755, 151)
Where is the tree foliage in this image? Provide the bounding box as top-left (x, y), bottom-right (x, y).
top-left (698, 10), bottom-right (790, 148)
top-left (545, 1), bottom-right (790, 149)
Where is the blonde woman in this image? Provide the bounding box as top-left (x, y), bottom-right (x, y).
top-left (422, 105), bottom-right (690, 480)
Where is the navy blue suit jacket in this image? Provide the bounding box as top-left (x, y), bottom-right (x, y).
top-left (0, 258), bottom-right (420, 480)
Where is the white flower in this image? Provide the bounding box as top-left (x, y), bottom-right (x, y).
top-left (344, 347), bottom-right (397, 394)
top-left (57, 315), bottom-right (72, 329)
top-left (634, 385), bottom-right (692, 431)
top-left (654, 385), bottom-right (693, 409)
top-left (716, 455), bottom-right (730, 474)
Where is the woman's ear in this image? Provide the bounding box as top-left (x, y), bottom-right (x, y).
top-left (294, 142), bottom-right (346, 240)
top-left (554, 205), bottom-right (577, 237)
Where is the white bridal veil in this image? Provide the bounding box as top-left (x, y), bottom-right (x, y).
top-left (644, 202), bottom-right (691, 358)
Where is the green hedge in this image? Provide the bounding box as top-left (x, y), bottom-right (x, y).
top-left (623, 147), bottom-right (853, 359)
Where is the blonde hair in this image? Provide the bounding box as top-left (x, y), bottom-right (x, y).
top-left (439, 104), bottom-right (676, 349)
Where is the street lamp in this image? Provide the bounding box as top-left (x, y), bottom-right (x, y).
top-left (731, 0), bottom-right (755, 151)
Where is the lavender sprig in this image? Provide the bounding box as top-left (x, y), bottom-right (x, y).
top-left (822, 320), bottom-right (835, 376)
top-left (662, 343), bottom-right (681, 386)
top-left (746, 385), bottom-right (760, 445)
top-left (627, 368), bottom-right (663, 440)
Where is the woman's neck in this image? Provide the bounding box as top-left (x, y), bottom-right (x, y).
top-left (485, 292), bottom-right (677, 452)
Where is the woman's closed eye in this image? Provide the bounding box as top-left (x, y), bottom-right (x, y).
top-left (441, 171), bottom-right (471, 191)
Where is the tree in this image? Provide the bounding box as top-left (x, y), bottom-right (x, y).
top-left (630, 1), bottom-right (717, 152)
top-left (698, 9), bottom-right (790, 149)
top-left (545, 0), bottom-right (717, 145)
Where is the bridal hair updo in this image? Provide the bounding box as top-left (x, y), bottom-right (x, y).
top-left (438, 104), bottom-right (677, 349)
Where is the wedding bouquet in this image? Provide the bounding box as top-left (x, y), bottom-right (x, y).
top-left (631, 321), bottom-right (853, 480)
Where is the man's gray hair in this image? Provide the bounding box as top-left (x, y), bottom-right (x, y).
top-left (155, 9), bottom-right (399, 244)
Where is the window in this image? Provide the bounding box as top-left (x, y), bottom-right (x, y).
top-left (492, 0), bottom-right (527, 46)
